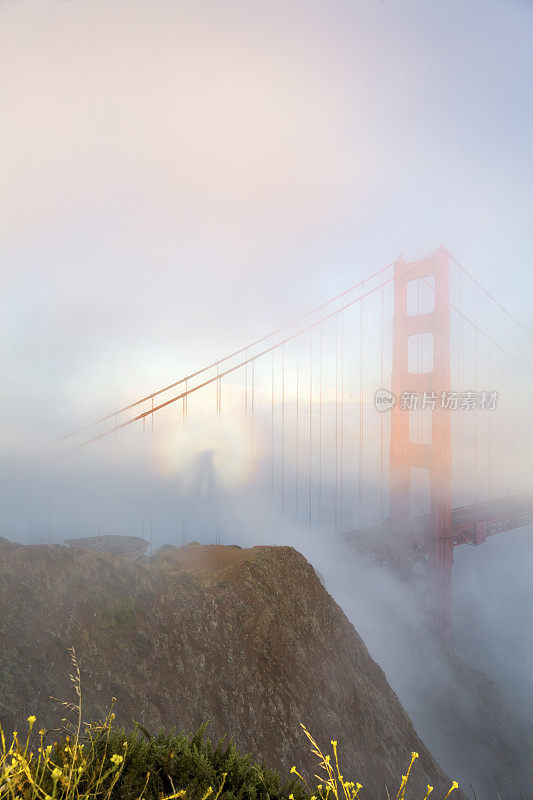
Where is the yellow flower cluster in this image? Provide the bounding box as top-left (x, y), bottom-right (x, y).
top-left (291, 725), bottom-right (459, 800)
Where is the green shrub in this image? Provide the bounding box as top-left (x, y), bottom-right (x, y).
top-left (90, 724), bottom-right (308, 800)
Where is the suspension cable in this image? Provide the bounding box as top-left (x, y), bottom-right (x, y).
top-left (2, 262), bottom-right (395, 471)
top-left (450, 254), bottom-right (532, 339)
top-left (2, 273), bottom-right (396, 485)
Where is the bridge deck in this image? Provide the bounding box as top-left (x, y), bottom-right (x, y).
top-left (343, 494), bottom-right (533, 563)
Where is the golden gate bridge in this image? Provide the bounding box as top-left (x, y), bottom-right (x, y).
top-left (2, 245), bottom-right (532, 650)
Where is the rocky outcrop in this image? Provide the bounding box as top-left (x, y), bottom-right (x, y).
top-left (0, 540), bottom-right (459, 798)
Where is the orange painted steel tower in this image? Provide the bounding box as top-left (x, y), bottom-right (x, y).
top-left (390, 246), bottom-right (453, 650)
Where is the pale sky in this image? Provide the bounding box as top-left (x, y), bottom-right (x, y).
top-left (1, 0), bottom-right (532, 450)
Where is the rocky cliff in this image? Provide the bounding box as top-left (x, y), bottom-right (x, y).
top-left (0, 539), bottom-right (458, 798)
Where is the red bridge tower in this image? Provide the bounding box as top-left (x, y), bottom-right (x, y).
top-left (390, 246), bottom-right (453, 650)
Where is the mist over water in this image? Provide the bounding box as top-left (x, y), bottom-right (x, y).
top-left (453, 526), bottom-right (533, 717)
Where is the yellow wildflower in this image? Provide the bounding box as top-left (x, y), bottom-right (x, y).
top-left (443, 782), bottom-right (459, 799)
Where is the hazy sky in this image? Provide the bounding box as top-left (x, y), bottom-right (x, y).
top-left (1, 0), bottom-right (532, 446)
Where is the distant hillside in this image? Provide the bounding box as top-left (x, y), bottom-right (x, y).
top-left (0, 539), bottom-right (458, 798)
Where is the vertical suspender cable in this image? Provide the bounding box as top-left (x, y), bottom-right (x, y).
top-left (474, 284), bottom-right (478, 503)
top-left (142, 417), bottom-right (146, 539)
top-left (113, 414), bottom-right (118, 536)
top-left (281, 343), bottom-right (285, 515)
top-left (380, 284), bottom-right (384, 523)
top-left (296, 332), bottom-right (299, 516)
top-left (181, 391), bottom-right (187, 547)
top-left (309, 329), bottom-right (313, 526)
top-left (334, 315), bottom-right (339, 532)
top-left (418, 279), bottom-right (421, 450)
top-left (319, 325), bottom-right (323, 526)
top-left (150, 399), bottom-right (154, 552)
top-left (458, 269), bottom-right (463, 507)
top-left (340, 301), bottom-right (344, 533)
top-left (271, 345), bottom-right (274, 497)
top-left (359, 290), bottom-right (364, 528)
top-left (244, 347), bottom-right (249, 470)
top-left (48, 468), bottom-right (52, 543)
top-left (28, 476), bottom-right (33, 544)
top-left (216, 366), bottom-right (222, 416)
top-left (503, 315), bottom-right (507, 495)
top-left (245, 348), bottom-right (248, 417)
top-left (508, 318), bottom-right (513, 498)
top-left (488, 303), bottom-right (492, 498)
top-left (499, 325), bottom-right (503, 497)
top-left (251, 360), bottom-right (255, 469)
